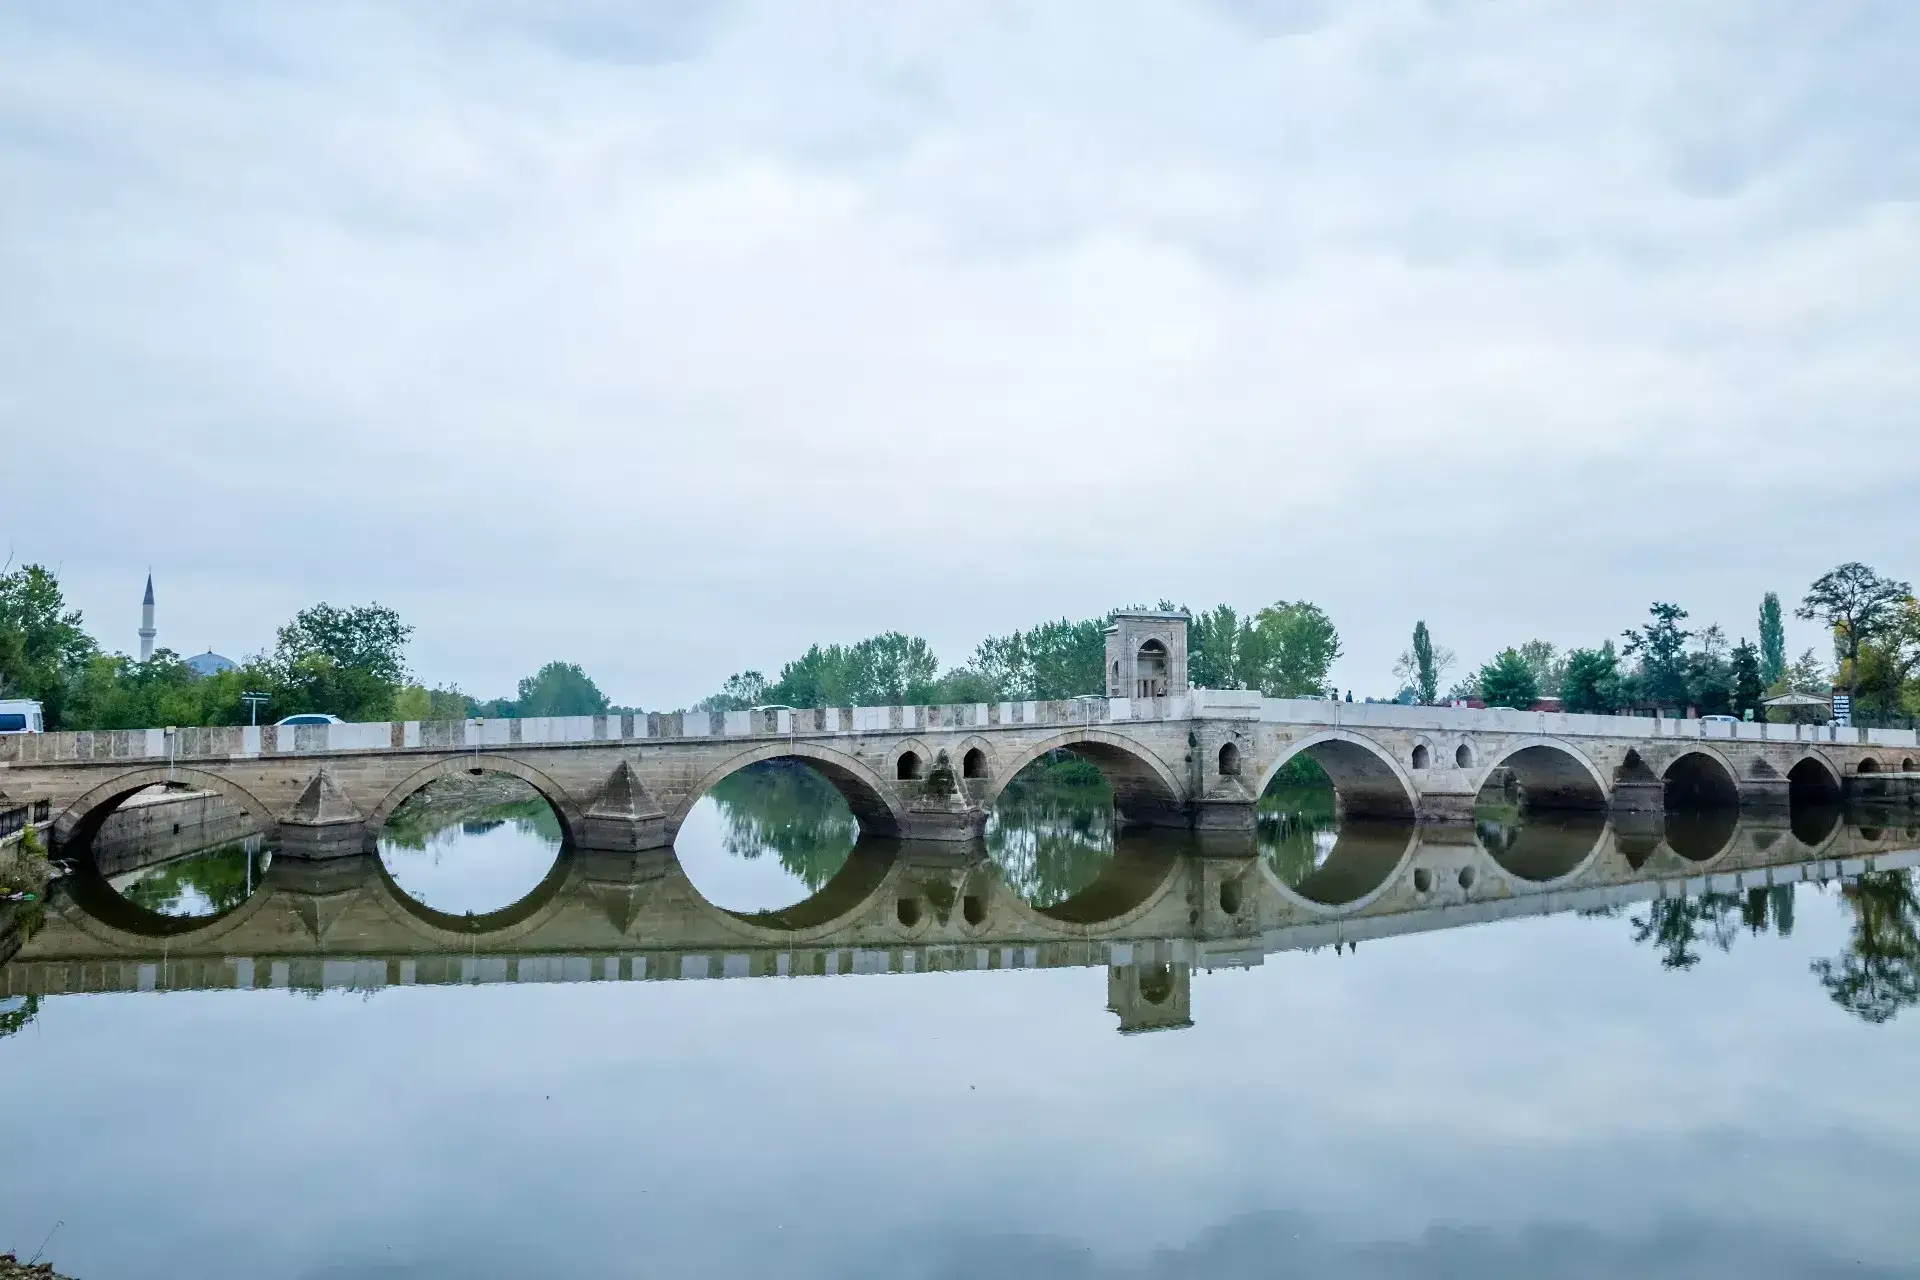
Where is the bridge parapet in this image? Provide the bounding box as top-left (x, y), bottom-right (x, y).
top-left (6, 693), bottom-right (1907, 771)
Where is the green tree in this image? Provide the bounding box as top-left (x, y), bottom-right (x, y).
top-left (1758, 592), bottom-right (1787, 686)
top-left (1729, 640), bottom-right (1765, 721)
top-left (1188, 604), bottom-right (1244, 689)
top-left (695, 670), bottom-right (770, 713)
top-left (1393, 621), bottom-right (1452, 705)
top-left (1515, 640), bottom-right (1566, 696)
top-left (1244, 601), bottom-right (1342, 698)
top-left (0, 563), bottom-right (97, 727)
top-left (1560, 642), bottom-right (1624, 714)
top-left (268, 602), bottom-right (413, 721)
top-left (1797, 562), bottom-right (1913, 703)
top-left (514, 661), bottom-right (611, 716)
top-left (1622, 602), bottom-right (1692, 708)
top-left (1477, 649), bottom-right (1540, 709)
top-left (967, 617), bottom-right (1109, 701)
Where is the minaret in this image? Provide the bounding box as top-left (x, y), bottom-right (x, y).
top-left (139, 573), bottom-right (156, 663)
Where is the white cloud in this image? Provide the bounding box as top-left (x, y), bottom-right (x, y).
top-left (2, 0), bottom-right (1916, 704)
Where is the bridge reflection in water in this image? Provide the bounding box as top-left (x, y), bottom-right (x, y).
top-left (8, 785), bottom-right (1919, 1033)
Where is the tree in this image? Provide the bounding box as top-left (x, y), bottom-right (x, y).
top-left (1188, 604), bottom-right (1243, 689)
top-left (1729, 640), bottom-right (1765, 721)
top-left (1758, 592), bottom-right (1786, 687)
top-left (268, 602), bottom-right (413, 722)
top-left (1781, 647), bottom-right (1830, 695)
top-left (1477, 648), bottom-right (1540, 709)
top-left (695, 670), bottom-right (770, 712)
top-left (1622, 602), bottom-right (1692, 708)
top-left (1244, 601), bottom-right (1342, 698)
top-left (1516, 640), bottom-right (1567, 696)
top-left (1797, 562), bottom-right (1913, 701)
top-left (1561, 642), bottom-right (1625, 714)
top-left (1393, 621), bottom-right (1453, 705)
top-left (513, 662), bottom-right (611, 717)
top-left (393, 684), bottom-right (470, 722)
top-left (0, 563), bottom-right (97, 727)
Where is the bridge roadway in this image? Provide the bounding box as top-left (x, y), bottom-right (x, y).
top-left (1, 692), bottom-right (1913, 858)
top-left (5, 813), bottom-right (1916, 1032)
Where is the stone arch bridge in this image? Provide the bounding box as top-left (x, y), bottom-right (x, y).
top-left (1, 692), bottom-right (1909, 859)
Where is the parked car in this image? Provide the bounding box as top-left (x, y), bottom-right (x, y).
top-left (275, 713), bottom-right (345, 727)
top-left (0, 699), bottom-right (45, 734)
top-left (1700, 714), bottom-right (1741, 724)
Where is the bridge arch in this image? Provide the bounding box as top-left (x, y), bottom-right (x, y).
top-left (366, 754), bottom-right (587, 842)
top-left (984, 728), bottom-right (1187, 827)
top-left (1788, 752), bottom-right (1843, 805)
top-left (673, 741), bottom-right (906, 838)
top-left (1471, 739), bottom-right (1610, 812)
top-left (1663, 748), bottom-right (1740, 809)
top-left (1253, 730), bottom-right (1418, 821)
top-left (55, 765), bottom-right (278, 854)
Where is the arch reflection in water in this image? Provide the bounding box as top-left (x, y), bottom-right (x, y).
top-left (1257, 754), bottom-right (1410, 906)
top-left (673, 760), bottom-right (858, 915)
top-left (377, 773), bottom-right (563, 916)
top-left (1476, 809), bottom-right (1608, 883)
top-left (107, 839), bottom-right (272, 920)
top-left (986, 749), bottom-right (1118, 909)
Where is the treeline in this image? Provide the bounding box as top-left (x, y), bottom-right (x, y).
top-left (1418, 561), bottom-right (1917, 725)
top-left (0, 564), bottom-right (620, 730)
top-left (694, 600), bottom-right (1343, 711)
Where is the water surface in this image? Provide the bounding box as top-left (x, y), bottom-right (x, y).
top-left (4, 763), bottom-right (1920, 1278)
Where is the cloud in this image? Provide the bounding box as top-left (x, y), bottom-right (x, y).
top-left (2, 1), bottom-right (1917, 705)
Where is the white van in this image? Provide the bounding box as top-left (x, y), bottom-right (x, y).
top-left (0, 700), bottom-right (45, 734)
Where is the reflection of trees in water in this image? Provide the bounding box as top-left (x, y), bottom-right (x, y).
top-left (1615, 886), bottom-right (1797, 971)
top-left (1258, 769), bottom-right (1337, 888)
top-left (987, 754), bottom-right (1115, 909)
top-left (119, 843), bottom-right (271, 918)
top-left (706, 761), bottom-right (858, 894)
top-left (383, 779), bottom-right (562, 853)
top-left (1813, 871), bottom-right (1920, 1025)
top-left (0, 993), bottom-right (39, 1041)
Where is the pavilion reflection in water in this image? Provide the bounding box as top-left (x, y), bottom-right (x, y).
top-left (6, 800), bottom-right (1920, 1033)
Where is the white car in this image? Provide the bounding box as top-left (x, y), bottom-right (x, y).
top-left (276, 713), bottom-right (345, 727)
top-left (0, 699), bottom-right (44, 734)
top-left (1700, 714), bottom-right (1741, 724)
top-left (0, 706), bottom-right (44, 736)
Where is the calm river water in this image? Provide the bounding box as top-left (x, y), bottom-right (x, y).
top-left (3, 761), bottom-right (1920, 1278)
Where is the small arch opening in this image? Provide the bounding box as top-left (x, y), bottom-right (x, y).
top-left (1413, 867), bottom-right (1433, 894)
top-left (962, 747), bottom-right (988, 780)
top-left (1858, 758), bottom-right (1882, 775)
top-left (1411, 744), bottom-right (1431, 771)
top-left (1457, 865), bottom-right (1476, 890)
top-left (1219, 878), bottom-right (1243, 916)
top-left (962, 894), bottom-right (986, 926)
top-left (896, 896), bottom-right (921, 928)
top-left (1135, 639), bottom-right (1170, 699)
top-left (896, 751), bottom-right (923, 781)
top-left (1455, 743), bottom-right (1474, 769)
top-left (1218, 742), bottom-right (1242, 777)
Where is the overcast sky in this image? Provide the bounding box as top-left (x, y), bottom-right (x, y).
top-left (3, 1), bottom-right (1916, 708)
